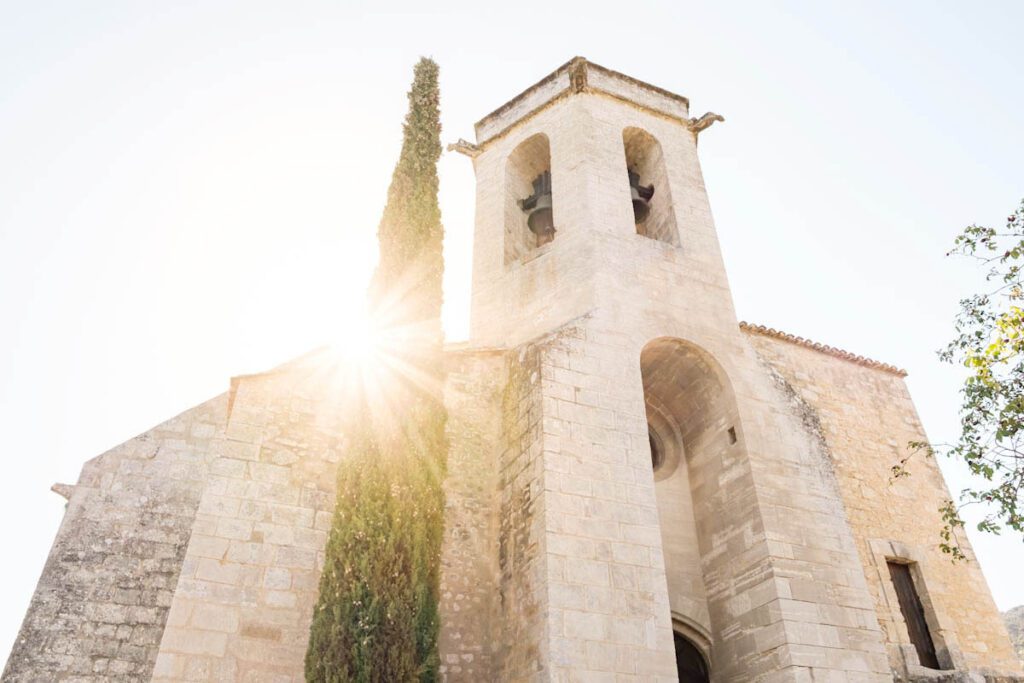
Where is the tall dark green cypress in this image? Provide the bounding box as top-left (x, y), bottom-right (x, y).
top-left (305, 58), bottom-right (447, 683)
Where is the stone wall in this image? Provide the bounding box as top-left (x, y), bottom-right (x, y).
top-left (745, 328), bottom-right (1024, 678)
top-left (735, 342), bottom-right (891, 679)
top-left (150, 356), bottom-right (345, 682)
top-left (5, 341), bottom-right (560, 682)
top-left (3, 396), bottom-right (226, 681)
top-left (537, 315), bottom-right (679, 682)
top-left (650, 427), bottom-right (710, 643)
top-left (496, 336), bottom-right (550, 681)
top-left (437, 347), bottom-right (506, 681)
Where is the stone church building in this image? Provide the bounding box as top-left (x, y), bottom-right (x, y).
top-left (5, 58), bottom-right (1022, 682)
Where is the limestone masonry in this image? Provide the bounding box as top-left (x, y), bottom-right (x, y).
top-left (5, 58), bottom-right (1022, 682)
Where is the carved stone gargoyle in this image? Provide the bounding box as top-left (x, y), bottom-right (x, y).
top-left (687, 112), bottom-right (725, 134)
top-left (447, 138), bottom-right (481, 158)
top-left (51, 483), bottom-right (74, 500)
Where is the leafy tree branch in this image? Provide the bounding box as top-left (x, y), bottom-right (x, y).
top-left (895, 201), bottom-right (1024, 559)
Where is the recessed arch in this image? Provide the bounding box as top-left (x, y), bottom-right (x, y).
top-left (640, 337), bottom-right (745, 676)
top-left (671, 612), bottom-right (712, 662)
top-left (640, 337), bottom-right (739, 457)
top-left (504, 133), bottom-right (553, 264)
top-left (623, 127), bottom-right (678, 245)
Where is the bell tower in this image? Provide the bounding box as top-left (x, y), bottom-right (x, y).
top-left (463, 58), bottom-right (736, 350)
top-left (453, 58), bottom-right (893, 681)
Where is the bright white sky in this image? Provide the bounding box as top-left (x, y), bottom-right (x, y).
top-left (1, 0), bottom-right (1022, 667)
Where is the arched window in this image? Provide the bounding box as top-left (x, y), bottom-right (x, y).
top-left (673, 632), bottom-right (709, 683)
top-left (623, 127), bottom-right (678, 245)
top-left (505, 133), bottom-right (553, 264)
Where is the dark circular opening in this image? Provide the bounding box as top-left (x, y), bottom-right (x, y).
top-left (648, 427), bottom-right (664, 471)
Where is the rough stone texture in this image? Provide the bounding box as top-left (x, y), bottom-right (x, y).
top-left (537, 314), bottom-right (679, 682)
top-left (746, 329), bottom-right (1024, 680)
top-left (150, 353), bottom-right (347, 682)
top-left (437, 347), bottom-right (505, 681)
top-left (4, 396), bottom-right (226, 681)
top-left (464, 62), bottom-right (893, 680)
top-left (462, 58), bottom-right (1016, 681)
top-left (497, 336), bottom-right (551, 681)
top-left (1004, 606), bottom-right (1024, 663)
top-left (7, 58), bottom-right (1022, 682)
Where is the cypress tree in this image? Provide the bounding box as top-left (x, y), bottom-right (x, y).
top-left (305, 58), bottom-right (447, 682)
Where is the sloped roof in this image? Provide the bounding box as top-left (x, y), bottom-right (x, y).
top-left (740, 322), bottom-right (908, 377)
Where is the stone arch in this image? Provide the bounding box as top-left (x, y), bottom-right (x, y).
top-left (673, 631), bottom-right (710, 683)
top-left (640, 337), bottom-right (745, 670)
top-left (640, 337), bottom-right (740, 453)
top-left (623, 127), bottom-right (678, 245)
top-left (504, 133), bottom-right (553, 264)
top-left (671, 612), bottom-right (712, 666)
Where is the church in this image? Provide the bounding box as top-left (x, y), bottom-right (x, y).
top-left (5, 57), bottom-right (1022, 682)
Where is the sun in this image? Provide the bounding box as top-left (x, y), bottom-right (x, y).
top-left (331, 307), bottom-right (380, 367)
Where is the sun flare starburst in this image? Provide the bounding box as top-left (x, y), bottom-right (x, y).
top-left (331, 310), bottom-right (381, 367)
top-left (321, 265), bottom-right (447, 444)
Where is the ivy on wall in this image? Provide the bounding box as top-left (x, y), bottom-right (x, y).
top-left (305, 58), bottom-right (448, 682)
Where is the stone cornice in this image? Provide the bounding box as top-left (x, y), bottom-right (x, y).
top-left (472, 57), bottom-right (694, 148)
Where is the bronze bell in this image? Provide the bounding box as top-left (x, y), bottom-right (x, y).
top-left (628, 169), bottom-right (655, 224)
top-left (519, 171), bottom-right (555, 246)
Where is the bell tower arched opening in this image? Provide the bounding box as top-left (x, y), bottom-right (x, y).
top-left (623, 127), bottom-right (678, 245)
top-left (504, 133), bottom-right (553, 264)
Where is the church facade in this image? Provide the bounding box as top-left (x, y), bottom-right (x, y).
top-left (5, 58), bottom-right (1022, 682)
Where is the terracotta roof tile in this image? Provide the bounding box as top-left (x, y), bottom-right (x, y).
top-left (740, 322), bottom-right (908, 377)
